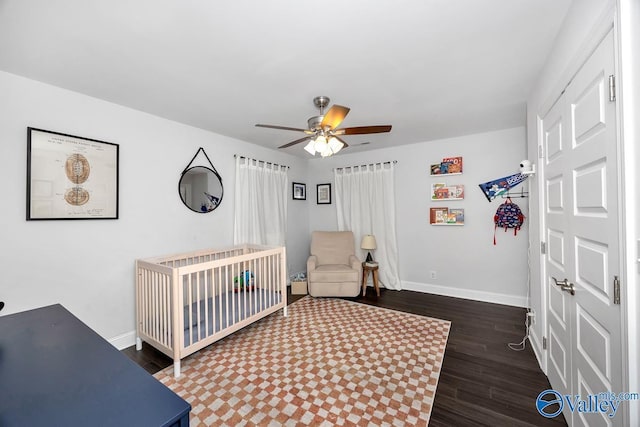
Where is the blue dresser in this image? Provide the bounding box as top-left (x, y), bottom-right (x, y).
top-left (0, 304), bottom-right (190, 426)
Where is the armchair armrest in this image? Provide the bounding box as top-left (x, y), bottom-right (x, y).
top-left (349, 255), bottom-right (361, 271)
top-left (307, 255), bottom-right (318, 273)
top-left (349, 254), bottom-right (362, 285)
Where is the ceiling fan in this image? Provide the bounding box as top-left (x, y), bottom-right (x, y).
top-left (255, 96), bottom-right (392, 157)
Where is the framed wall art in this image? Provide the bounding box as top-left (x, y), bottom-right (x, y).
top-left (292, 182), bottom-right (306, 200)
top-left (27, 127), bottom-right (119, 220)
top-left (317, 183), bottom-right (331, 205)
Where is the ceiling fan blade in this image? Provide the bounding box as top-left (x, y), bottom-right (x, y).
top-left (335, 125), bottom-right (392, 135)
top-left (320, 105), bottom-right (350, 130)
top-left (278, 136), bottom-right (311, 149)
top-left (256, 124), bottom-right (312, 133)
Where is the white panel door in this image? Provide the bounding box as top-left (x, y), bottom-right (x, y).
top-left (543, 29), bottom-right (622, 426)
top-left (543, 94), bottom-right (573, 403)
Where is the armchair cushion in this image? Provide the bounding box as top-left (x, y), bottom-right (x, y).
top-left (309, 264), bottom-right (359, 283)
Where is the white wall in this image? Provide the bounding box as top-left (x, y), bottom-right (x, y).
top-left (0, 71), bottom-right (309, 348)
top-left (306, 127), bottom-right (529, 307)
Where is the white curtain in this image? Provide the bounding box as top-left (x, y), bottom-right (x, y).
top-left (233, 156), bottom-right (288, 246)
top-left (334, 162), bottom-right (401, 290)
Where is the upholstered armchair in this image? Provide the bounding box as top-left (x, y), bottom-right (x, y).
top-left (307, 231), bottom-right (362, 297)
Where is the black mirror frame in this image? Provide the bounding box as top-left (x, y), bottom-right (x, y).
top-left (179, 148), bottom-right (223, 214)
top-left (178, 165), bottom-right (224, 213)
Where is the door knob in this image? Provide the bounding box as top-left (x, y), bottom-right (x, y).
top-left (551, 277), bottom-right (575, 296)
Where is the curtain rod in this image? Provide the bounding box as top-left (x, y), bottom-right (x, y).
top-left (333, 160), bottom-right (397, 171)
top-left (234, 154), bottom-right (290, 169)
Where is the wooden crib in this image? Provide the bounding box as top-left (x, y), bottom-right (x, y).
top-left (135, 244), bottom-right (287, 377)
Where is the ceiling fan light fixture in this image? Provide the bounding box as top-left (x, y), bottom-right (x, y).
top-left (320, 144), bottom-right (333, 157)
top-left (313, 134), bottom-right (327, 152)
top-left (304, 140), bottom-right (316, 155)
top-left (328, 137), bottom-right (344, 154)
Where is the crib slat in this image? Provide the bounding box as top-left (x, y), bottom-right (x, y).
top-left (232, 261), bottom-right (237, 325)
top-left (204, 268), bottom-right (210, 338)
top-left (224, 264), bottom-right (229, 329)
top-left (159, 273), bottom-right (165, 346)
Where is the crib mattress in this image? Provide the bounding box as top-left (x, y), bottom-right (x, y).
top-left (183, 288), bottom-right (281, 346)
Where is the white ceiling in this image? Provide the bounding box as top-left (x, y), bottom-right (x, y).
top-left (0, 0), bottom-right (572, 157)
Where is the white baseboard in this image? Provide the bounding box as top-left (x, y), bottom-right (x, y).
top-left (108, 330), bottom-right (137, 350)
top-left (506, 323), bottom-right (546, 376)
top-left (529, 328), bottom-right (546, 373)
top-left (401, 280), bottom-right (528, 308)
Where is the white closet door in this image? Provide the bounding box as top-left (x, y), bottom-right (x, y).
top-left (543, 29), bottom-right (623, 426)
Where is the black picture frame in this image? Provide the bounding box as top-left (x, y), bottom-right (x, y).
top-left (27, 127), bottom-right (119, 220)
top-left (317, 183), bottom-right (332, 205)
top-left (292, 182), bottom-right (306, 200)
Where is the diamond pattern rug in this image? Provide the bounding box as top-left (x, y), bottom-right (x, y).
top-left (154, 296), bottom-right (450, 426)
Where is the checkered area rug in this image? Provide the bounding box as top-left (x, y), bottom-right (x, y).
top-left (154, 297), bottom-right (450, 426)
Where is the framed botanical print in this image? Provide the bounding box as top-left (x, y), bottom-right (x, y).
top-left (27, 127), bottom-right (119, 220)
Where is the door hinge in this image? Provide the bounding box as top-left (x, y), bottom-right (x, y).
top-left (541, 241), bottom-right (546, 254)
top-left (538, 145), bottom-right (544, 159)
top-left (609, 75), bottom-right (616, 102)
top-left (613, 275), bottom-right (621, 305)
top-left (543, 337), bottom-right (547, 350)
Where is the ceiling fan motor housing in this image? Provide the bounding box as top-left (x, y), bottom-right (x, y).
top-left (307, 115), bottom-right (324, 131)
top-left (309, 96), bottom-right (330, 131)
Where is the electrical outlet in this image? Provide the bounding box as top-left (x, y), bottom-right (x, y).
top-left (430, 270), bottom-right (437, 280)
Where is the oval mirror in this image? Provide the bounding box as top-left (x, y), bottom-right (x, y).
top-left (178, 166), bottom-right (223, 213)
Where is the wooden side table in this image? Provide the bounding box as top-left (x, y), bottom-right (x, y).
top-left (362, 262), bottom-right (380, 296)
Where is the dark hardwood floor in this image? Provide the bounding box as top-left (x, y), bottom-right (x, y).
top-left (123, 288), bottom-right (567, 426)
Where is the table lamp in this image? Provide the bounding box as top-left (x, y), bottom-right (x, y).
top-left (361, 234), bottom-right (377, 263)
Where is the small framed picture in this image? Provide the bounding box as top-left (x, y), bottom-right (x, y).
top-left (317, 183), bottom-right (331, 205)
top-left (292, 182), bottom-right (306, 200)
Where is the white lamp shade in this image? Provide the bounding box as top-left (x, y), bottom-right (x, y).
top-left (360, 234), bottom-right (377, 250)
top-left (313, 135), bottom-right (327, 152)
top-left (328, 137), bottom-right (344, 154)
top-left (304, 140), bottom-right (316, 155)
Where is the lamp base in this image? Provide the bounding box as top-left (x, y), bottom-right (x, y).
top-left (366, 252), bottom-right (373, 263)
